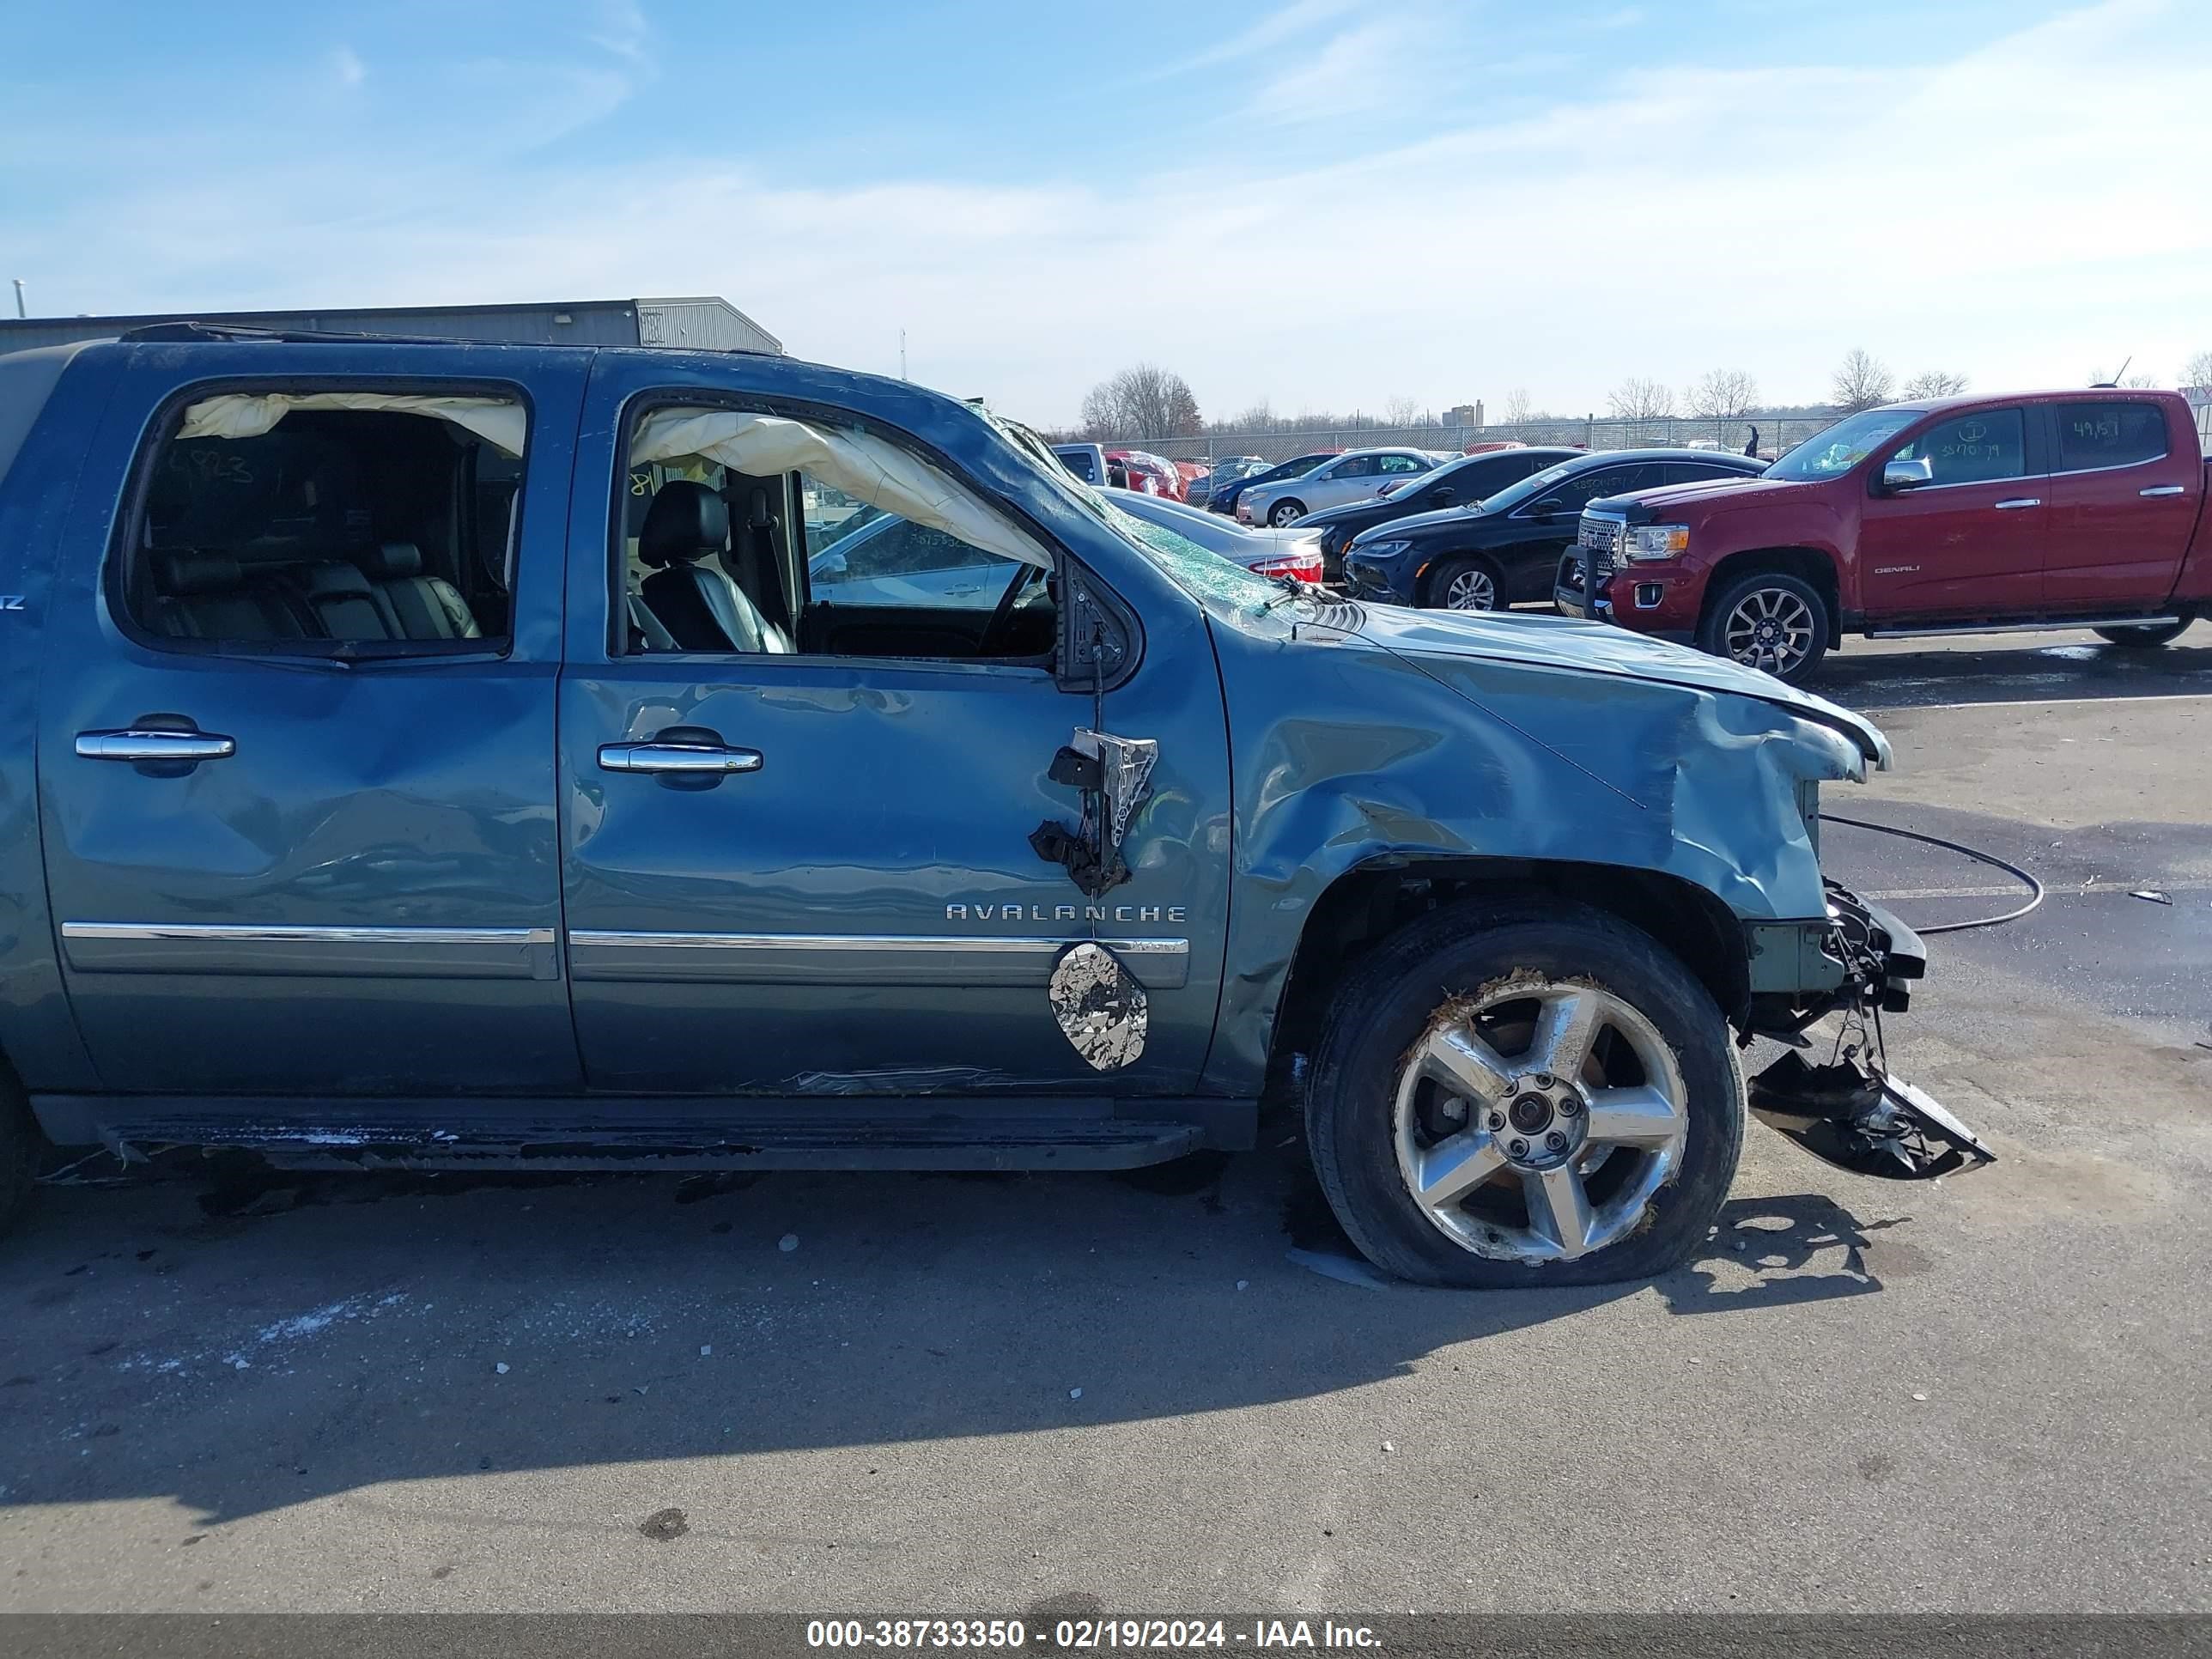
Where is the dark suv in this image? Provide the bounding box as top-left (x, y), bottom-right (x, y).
top-left (1297, 446), bottom-right (1580, 582)
top-left (1346, 448), bottom-right (1765, 611)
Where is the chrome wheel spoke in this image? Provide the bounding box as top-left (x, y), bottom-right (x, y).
top-left (1531, 988), bottom-right (1601, 1082)
top-left (1414, 1132), bottom-right (1507, 1207)
top-left (1583, 1084), bottom-right (1680, 1148)
top-left (1525, 1166), bottom-right (1594, 1258)
top-left (1421, 1026), bottom-right (1516, 1108)
top-left (1393, 980), bottom-right (1689, 1265)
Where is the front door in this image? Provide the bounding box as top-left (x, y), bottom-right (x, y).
top-left (558, 369), bottom-right (1231, 1096)
top-left (1857, 406), bottom-right (2045, 618)
top-left (36, 350), bottom-right (586, 1096)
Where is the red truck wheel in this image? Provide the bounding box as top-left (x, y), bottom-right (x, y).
top-left (2094, 620), bottom-right (2190, 648)
top-left (1698, 570), bottom-right (1830, 684)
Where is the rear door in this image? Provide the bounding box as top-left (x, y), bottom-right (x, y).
top-left (36, 345), bottom-right (586, 1096)
top-left (2041, 398), bottom-right (2198, 611)
top-left (1856, 406), bottom-right (2045, 618)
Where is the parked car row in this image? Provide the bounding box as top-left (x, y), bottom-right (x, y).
top-left (1559, 387), bottom-right (2210, 683)
top-left (1051, 387), bottom-right (2208, 687)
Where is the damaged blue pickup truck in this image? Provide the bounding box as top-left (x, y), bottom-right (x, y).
top-left (0, 327), bottom-right (1987, 1285)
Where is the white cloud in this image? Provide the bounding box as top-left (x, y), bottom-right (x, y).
top-left (330, 46), bottom-right (367, 88)
top-left (1147, 0), bottom-right (1365, 79)
top-left (1240, 20), bottom-right (1419, 125)
top-left (10, 0), bottom-right (2212, 426)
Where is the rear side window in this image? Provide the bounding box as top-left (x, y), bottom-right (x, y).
top-left (118, 388), bottom-right (526, 653)
top-left (2051, 402), bottom-right (2167, 472)
top-left (1892, 410), bottom-right (2026, 485)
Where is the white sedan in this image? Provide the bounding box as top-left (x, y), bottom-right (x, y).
top-left (1236, 448), bottom-right (1447, 527)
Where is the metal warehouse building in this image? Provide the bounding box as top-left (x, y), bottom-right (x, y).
top-left (0, 296), bottom-right (781, 356)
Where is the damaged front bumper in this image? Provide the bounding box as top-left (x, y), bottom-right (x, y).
top-left (1742, 879), bottom-right (1996, 1181)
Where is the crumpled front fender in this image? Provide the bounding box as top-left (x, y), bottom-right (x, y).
top-left (1202, 621), bottom-right (1869, 1094)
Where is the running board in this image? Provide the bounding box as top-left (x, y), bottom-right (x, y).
top-left (30, 1094), bottom-right (1253, 1173)
top-left (1863, 615), bottom-right (2179, 640)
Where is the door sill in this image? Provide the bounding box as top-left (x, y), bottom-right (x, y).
top-left (1863, 613), bottom-right (2179, 640)
top-left (29, 1092), bottom-right (1258, 1172)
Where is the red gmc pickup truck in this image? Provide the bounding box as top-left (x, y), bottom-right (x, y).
top-left (1556, 389), bottom-right (2209, 683)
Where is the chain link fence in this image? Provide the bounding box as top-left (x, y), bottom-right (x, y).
top-left (1100, 415), bottom-right (1845, 466)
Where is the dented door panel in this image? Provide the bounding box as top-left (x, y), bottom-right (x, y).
top-left (556, 355), bottom-right (1232, 1095)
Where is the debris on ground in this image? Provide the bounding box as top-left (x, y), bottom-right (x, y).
top-left (778, 1234), bottom-right (799, 1253)
top-left (495, 1363), bottom-right (509, 1375)
top-left (2130, 890), bottom-right (2173, 904)
top-left (639, 1508), bottom-right (689, 1543)
top-left (1068, 1387), bottom-right (1083, 1400)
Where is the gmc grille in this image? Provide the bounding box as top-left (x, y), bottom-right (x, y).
top-left (1580, 516), bottom-right (1624, 584)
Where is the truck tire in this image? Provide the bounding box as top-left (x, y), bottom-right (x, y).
top-left (1305, 899), bottom-right (1744, 1289)
top-left (1268, 500), bottom-right (1307, 527)
top-left (0, 1065), bottom-right (36, 1242)
top-left (1424, 554), bottom-right (1506, 612)
top-left (1698, 569), bottom-right (1829, 684)
top-left (2094, 619), bottom-right (2190, 647)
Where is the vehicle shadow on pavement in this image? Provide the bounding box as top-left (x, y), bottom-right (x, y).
top-left (1817, 635), bottom-right (2212, 709)
top-left (0, 1144), bottom-right (1904, 1526)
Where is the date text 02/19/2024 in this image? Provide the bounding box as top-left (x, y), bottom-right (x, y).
top-left (804, 1620), bottom-right (1382, 1650)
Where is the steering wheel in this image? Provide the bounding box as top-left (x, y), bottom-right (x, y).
top-left (975, 562), bottom-right (1047, 658)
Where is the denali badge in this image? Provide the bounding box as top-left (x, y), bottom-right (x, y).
top-left (0, 596), bottom-right (23, 611)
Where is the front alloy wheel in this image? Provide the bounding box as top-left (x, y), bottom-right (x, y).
top-left (1395, 981), bottom-right (1686, 1262)
top-left (1268, 500), bottom-right (1306, 527)
top-left (1433, 558), bottom-right (1501, 612)
top-left (1698, 570), bottom-right (1830, 684)
top-left (1305, 900), bottom-right (1744, 1287)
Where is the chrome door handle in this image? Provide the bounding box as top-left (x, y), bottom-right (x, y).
top-left (598, 741), bottom-right (763, 775)
top-left (76, 728), bottom-right (235, 763)
top-left (1993, 497), bottom-right (2041, 509)
top-left (2140, 485), bottom-right (2185, 497)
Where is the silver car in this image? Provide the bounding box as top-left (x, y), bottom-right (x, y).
top-left (1103, 487), bottom-right (1324, 580)
top-left (1236, 447), bottom-right (1445, 528)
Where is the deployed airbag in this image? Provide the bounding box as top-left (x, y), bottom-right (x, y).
top-left (629, 408), bottom-right (1048, 571)
top-left (177, 392), bottom-right (526, 457)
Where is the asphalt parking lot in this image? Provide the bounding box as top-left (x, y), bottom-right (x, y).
top-left (2, 630), bottom-right (2207, 1615)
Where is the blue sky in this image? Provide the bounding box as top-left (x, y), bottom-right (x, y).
top-left (4, 0), bottom-right (2209, 425)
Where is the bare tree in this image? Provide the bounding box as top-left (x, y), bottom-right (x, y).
top-left (1901, 369), bottom-right (1968, 398)
top-left (1081, 364), bottom-right (1202, 441)
top-left (1687, 368), bottom-right (1759, 421)
top-left (1606, 377), bottom-right (1677, 422)
top-left (1382, 395), bottom-right (1421, 428)
top-left (1831, 349), bottom-right (1895, 414)
top-left (1499, 387), bottom-right (1533, 427)
top-left (2089, 366), bottom-right (2160, 389)
top-left (2183, 349), bottom-right (2212, 391)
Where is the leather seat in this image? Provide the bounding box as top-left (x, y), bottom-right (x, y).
top-left (637, 480), bottom-right (793, 654)
top-left (359, 542), bottom-right (481, 641)
top-left (146, 553), bottom-right (314, 641)
top-left (288, 562), bottom-right (393, 640)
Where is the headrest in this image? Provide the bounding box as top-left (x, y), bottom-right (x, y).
top-left (296, 562), bottom-right (375, 600)
top-left (361, 541), bottom-right (423, 580)
top-left (155, 553), bottom-right (242, 595)
top-left (747, 487), bottom-right (775, 529)
top-left (639, 480), bottom-right (729, 568)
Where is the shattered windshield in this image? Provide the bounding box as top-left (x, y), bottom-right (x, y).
top-left (1100, 502), bottom-right (1291, 617)
top-left (987, 410), bottom-right (1300, 618)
